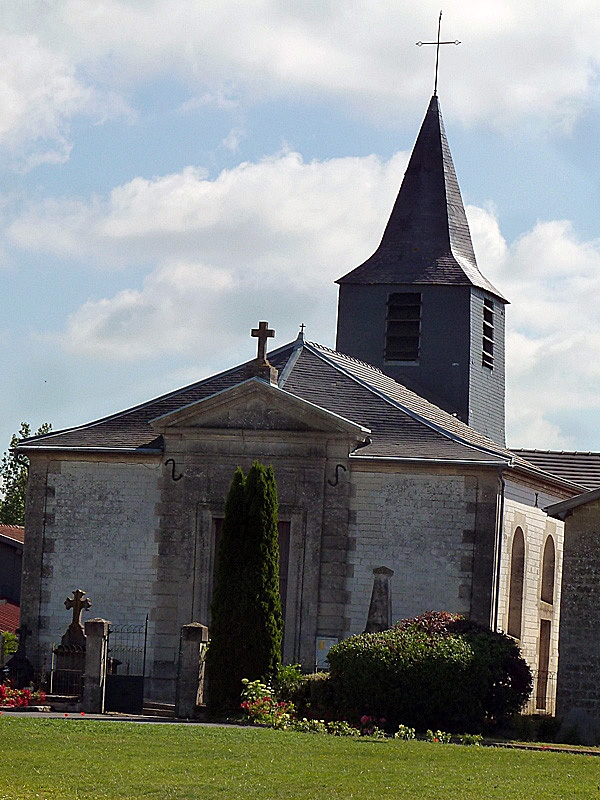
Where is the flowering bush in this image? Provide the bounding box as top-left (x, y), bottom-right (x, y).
top-left (240, 678), bottom-right (294, 728)
top-left (425, 729), bottom-right (452, 743)
top-left (0, 684), bottom-right (47, 708)
top-left (360, 714), bottom-right (387, 737)
top-left (290, 717), bottom-right (328, 734)
top-left (459, 733), bottom-right (483, 746)
top-left (326, 720), bottom-right (360, 737)
top-left (394, 724), bottom-right (416, 740)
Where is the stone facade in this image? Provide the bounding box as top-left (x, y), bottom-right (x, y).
top-left (21, 455), bottom-right (161, 669)
top-left (20, 411), bottom-right (573, 703)
top-left (499, 478), bottom-right (566, 714)
top-left (547, 492), bottom-right (600, 744)
top-left (346, 465), bottom-right (498, 633)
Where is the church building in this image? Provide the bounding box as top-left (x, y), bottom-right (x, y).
top-left (18, 94), bottom-right (583, 704)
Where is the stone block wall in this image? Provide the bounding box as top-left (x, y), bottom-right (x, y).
top-left (21, 455), bottom-right (161, 669)
top-left (345, 465), bottom-right (498, 635)
top-left (149, 427), bottom-right (355, 699)
top-left (555, 498), bottom-right (600, 744)
top-left (498, 481), bottom-right (565, 705)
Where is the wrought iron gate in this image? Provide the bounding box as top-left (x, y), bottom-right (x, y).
top-left (104, 616), bottom-right (148, 714)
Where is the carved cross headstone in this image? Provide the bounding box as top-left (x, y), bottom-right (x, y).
top-left (61, 589), bottom-right (91, 647)
top-left (65, 589), bottom-right (92, 627)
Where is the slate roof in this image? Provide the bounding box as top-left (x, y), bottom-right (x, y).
top-left (0, 597), bottom-right (19, 633)
top-left (16, 336), bottom-right (582, 490)
top-left (337, 95), bottom-right (505, 302)
top-left (545, 486), bottom-right (600, 519)
top-left (512, 450), bottom-right (600, 492)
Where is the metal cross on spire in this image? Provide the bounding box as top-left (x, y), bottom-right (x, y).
top-left (416, 10), bottom-right (461, 96)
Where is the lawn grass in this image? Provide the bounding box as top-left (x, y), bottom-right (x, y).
top-left (0, 718), bottom-right (598, 800)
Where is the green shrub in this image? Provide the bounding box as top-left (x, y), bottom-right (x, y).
top-left (326, 720), bottom-right (360, 737)
top-left (459, 733), bottom-right (483, 746)
top-left (1, 632), bottom-right (18, 656)
top-left (274, 663), bottom-right (304, 701)
top-left (291, 672), bottom-right (335, 720)
top-left (290, 717), bottom-right (328, 734)
top-left (327, 612), bottom-right (532, 732)
top-left (394, 724), bottom-right (416, 740)
top-left (426, 729), bottom-right (452, 743)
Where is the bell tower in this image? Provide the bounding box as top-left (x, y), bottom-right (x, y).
top-left (335, 96), bottom-right (508, 444)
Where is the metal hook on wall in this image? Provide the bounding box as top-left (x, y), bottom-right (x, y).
top-left (328, 463), bottom-right (347, 487)
top-left (164, 458), bottom-right (183, 482)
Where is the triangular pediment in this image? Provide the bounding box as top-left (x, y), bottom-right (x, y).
top-left (150, 377), bottom-right (370, 438)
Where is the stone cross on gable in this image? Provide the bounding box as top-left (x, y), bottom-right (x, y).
top-left (251, 321), bottom-right (275, 366)
top-left (65, 589), bottom-right (91, 629)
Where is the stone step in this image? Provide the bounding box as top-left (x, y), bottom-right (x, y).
top-left (143, 701), bottom-right (175, 718)
top-left (46, 694), bottom-right (82, 713)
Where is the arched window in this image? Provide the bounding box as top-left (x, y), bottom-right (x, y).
top-left (507, 527), bottom-right (525, 639)
top-left (541, 535), bottom-right (555, 604)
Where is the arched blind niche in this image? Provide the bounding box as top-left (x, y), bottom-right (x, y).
top-left (541, 535), bottom-right (555, 604)
top-left (507, 527), bottom-right (525, 639)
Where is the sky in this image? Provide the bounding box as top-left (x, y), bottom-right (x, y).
top-left (2, 0), bottom-right (600, 456)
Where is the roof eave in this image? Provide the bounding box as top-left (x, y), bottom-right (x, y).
top-left (350, 454), bottom-right (510, 467)
top-left (15, 445), bottom-right (164, 455)
top-left (508, 461), bottom-right (588, 494)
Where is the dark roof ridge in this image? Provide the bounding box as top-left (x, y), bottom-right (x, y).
top-left (514, 448), bottom-right (600, 456)
top-left (305, 340), bottom-right (386, 375)
top-left (304, 341), bottom-right (512, 462)
top-left (18, 339), bottom-right (299, 448)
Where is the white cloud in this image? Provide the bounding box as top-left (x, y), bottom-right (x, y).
top-left (221, 128), bottom-right (246, 152)
top-left (3, 1), bottom-right (600, 135)
top-left (9, 146), bottom-right (600, 450)
top-left (0, 32), bottom-right (129, 169)
top-left (64, 260), bottom-right (238, 359)
top-left (13, 149), bottom-right (406, 358)
top-left (468, 206), bottom-right (600, 447)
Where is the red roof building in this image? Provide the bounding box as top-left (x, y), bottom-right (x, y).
top-left (0, 597), bottom-right (20, 633)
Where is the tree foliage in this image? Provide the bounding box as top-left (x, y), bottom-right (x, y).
top-left (327, 611), bottom-right (532, 733)
top-left (206, 461), bottom-right (283, 712)
top-left (0, 422), bottom-right (52, 525)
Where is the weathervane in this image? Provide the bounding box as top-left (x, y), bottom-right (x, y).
top-left (416, 10), bottom-right (461, 96)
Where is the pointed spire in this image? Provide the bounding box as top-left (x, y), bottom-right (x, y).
top-left (337, 96), bottom-right (505, 301)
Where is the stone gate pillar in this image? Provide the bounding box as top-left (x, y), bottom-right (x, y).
top-left (175, 623), bottom-right (209, 719)
top-left (82, 618), bottom-right (111, 714)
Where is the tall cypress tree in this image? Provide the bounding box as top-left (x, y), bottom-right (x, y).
top-left (206, 461), bottom-right (283, 712)
top-left (241, 462), bottom-right (283, 682)
top-left (205, 467), bottom-right (247, 711)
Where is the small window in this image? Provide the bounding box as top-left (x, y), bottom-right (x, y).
top-left (507, 527), bottom-right (525, 639)
top-left (385, 293), bottom-right (421, 362)
top-left (541, 536), bottom-right (555, 604)
top-left (482, 298), bottom-right (494, 369)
